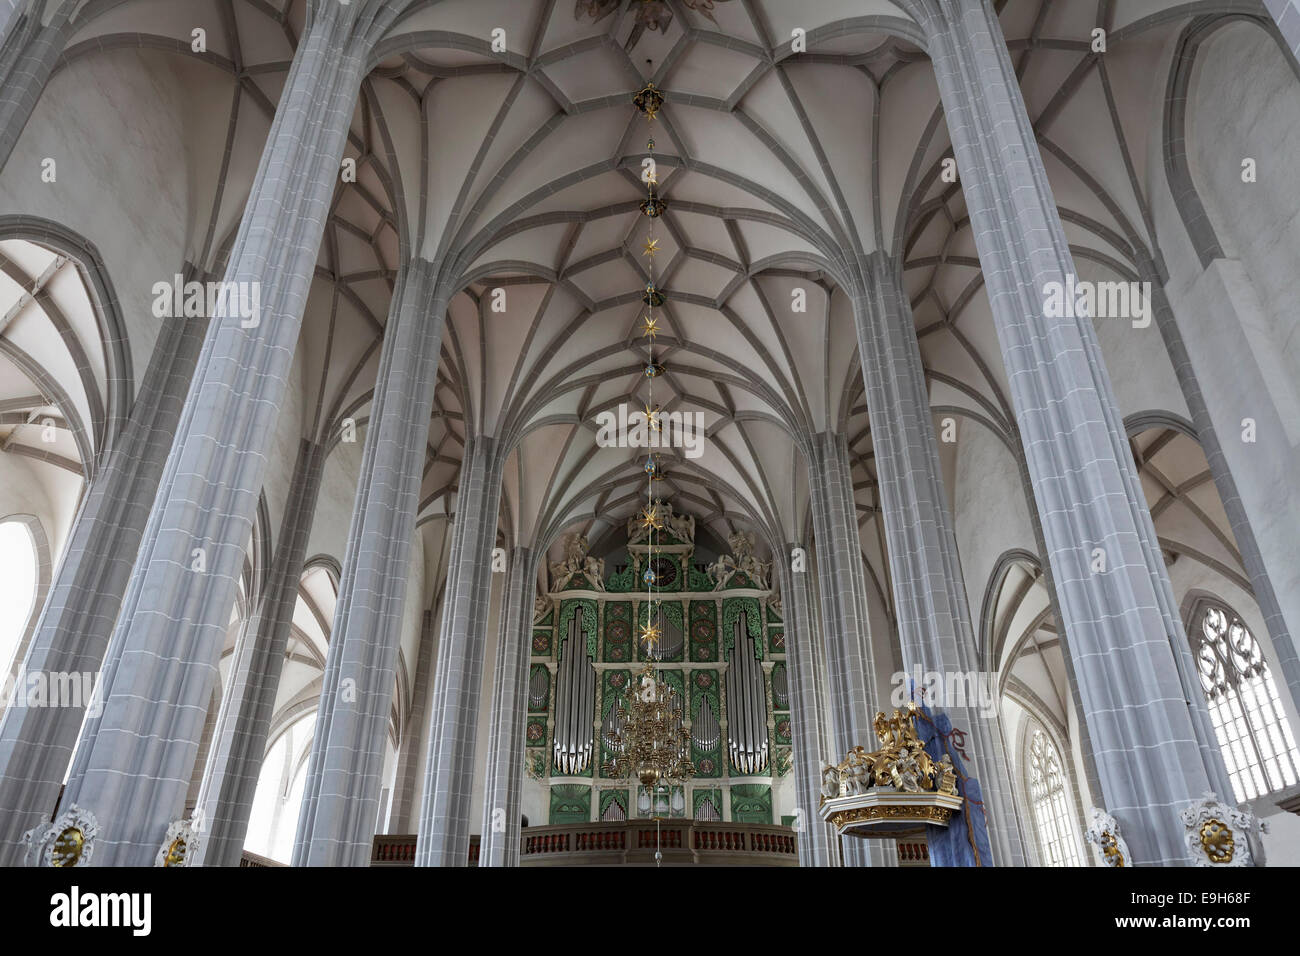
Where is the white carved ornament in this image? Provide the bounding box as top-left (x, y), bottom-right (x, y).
top-left (20, 804), bottom-right (100, 867)
top-left (1179, 792), bottom-right (1264, 867)
top-left (154, 818), bottom-right (201, 867)
top-left (1083, 806), bottom-right (1131, 867)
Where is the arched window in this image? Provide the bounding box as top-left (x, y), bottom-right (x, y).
top-left (1025, 727), bottom-right (1082, 867)
top-left (245, 713), bottom-right (316, 863)
top-left (0, 519), bottom-right (39, 678)
top-left (1193, 602), bottom-right (1300, 802)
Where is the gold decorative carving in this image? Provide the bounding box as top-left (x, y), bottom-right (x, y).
top-left (826, 805), bottom-right (954, 828)
top-left (51, 827), bottom-right (85, 867)
top-left (163, 836), bottom-right (188, 867)
top-left (1199, 818), bottom-right (1235, 864)
top-left (1098, 831), bottom-right (1125, 867)
top-left (820, 703), bottom-right (958, 803)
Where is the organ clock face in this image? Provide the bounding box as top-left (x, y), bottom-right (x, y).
top-left (649, 556), bottom-right (677, 587)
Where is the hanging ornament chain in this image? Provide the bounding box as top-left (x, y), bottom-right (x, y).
top-left (642, 129), bottom-right (661, 669)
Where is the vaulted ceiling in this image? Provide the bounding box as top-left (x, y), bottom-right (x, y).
top-left (8, 0), bottom-right (1274, 629)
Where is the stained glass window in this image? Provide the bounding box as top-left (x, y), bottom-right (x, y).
top-left (1194, 603), bottom-right (1300, 801)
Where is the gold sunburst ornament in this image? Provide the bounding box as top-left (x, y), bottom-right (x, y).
top-left (641, 314), bottom-right (659, 339)
top-left (640, 619), bottom-right (662, 648)
top-left (643, 236), bottom-right (660, 258)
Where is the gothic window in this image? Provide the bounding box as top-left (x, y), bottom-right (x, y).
top-left (1025, 728), bottom-right (1081, 867)
top-left (1193, 602), bottom-right (1300, 801)
top-left (0, 519), bottom-right (39, 678)
top-left (245, 713), bottom-right (316, 863)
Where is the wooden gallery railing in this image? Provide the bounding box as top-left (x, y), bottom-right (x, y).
top-left (238, 825), bottom-right (933, 867)
top-left (365, 821), bottom-right (800, 866)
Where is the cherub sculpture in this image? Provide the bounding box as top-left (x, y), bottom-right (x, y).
top-left (549, 533), bottom-right (606, 591)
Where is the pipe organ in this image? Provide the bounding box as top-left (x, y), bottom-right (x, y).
top-left (726, 612), bottom-right (769, 775)
top-left (552, 613), bottom-right (596, 775)
top-left (525, 507), bottom-right (792, 828)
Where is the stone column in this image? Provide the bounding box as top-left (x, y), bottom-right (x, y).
top-left (0, 2), bottom-right (23, 50)
top-left (852, 254), bottom-right (1026, 865)
top-left (806, 430), bottom-right (890, 866)
top-left (775, 550), bottom-right (838, 867)
top-left (415, 436), bottom-right (507, 866)
top-left (53, 4), bottom-right (389, 867)
top-left (389, 609), bottom-right (436, 834)
top-left (807, 432), bottom-right (877, 751)
top-left (914, 0), bottom-right (1223, 863)
top-left (292, 261), bottom-right (455, 867)
top-left (1264, 0), bottom-right (1300, 59)
top-left (191, 438), bottom-right (327, 867)
top-left (0, 272), bottom-right (206, 865)
top-left (479, 546), bottom-right (537, 867)
top-left (0, 3), bottom-right (66, 172)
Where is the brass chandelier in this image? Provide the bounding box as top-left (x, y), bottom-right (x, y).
top-left (601, 662), bottom-right (694, 787)
top-left (600, 74), bottom-right (695, 796)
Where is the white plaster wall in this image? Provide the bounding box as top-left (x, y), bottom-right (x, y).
top-left (1190, 23), bottom-right (1300, 396)
top-left (307, 424), bottom-right (365, 565)
top-left (1080, 261), bottom-right (1188, 422)
top-left (0, 455), bottom-right (73, 561)
top-left (0, 50), bottom-right (229, 395)
top-left (950, 419), bottom-right (1035, 634)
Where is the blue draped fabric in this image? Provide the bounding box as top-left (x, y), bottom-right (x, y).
top-left (915, 703), bottom-right (993, 867)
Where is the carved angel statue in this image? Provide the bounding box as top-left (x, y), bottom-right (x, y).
top-left (842, 746), bottom-right (874, 795)
top-left (549, 533), bottom-right (606, 591)
top-left (820, 763), bottom-right (842, 800)
top-left (728, 530), bottom-right (755, 559)
top-left (667, 508), bottom-right (694, 543)
top-left (704, 530), bottom-right (771, 590)
top-left (934, 754), bottom-right (958, 795)
top-left (890, 748), bottom-right (924, 793)
top-left (706, 552), bottom-right (738, 589)
top-left (564, 533), bottom-right (587, 566)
